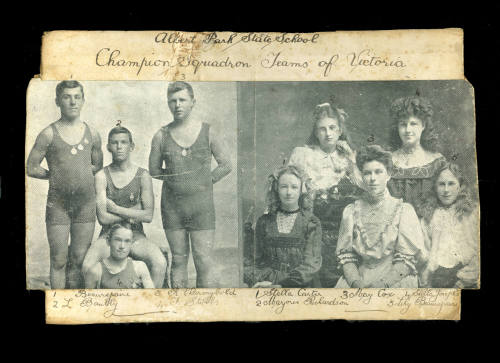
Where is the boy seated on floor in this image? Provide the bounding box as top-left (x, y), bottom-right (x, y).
top-left (85, 223), bottom-right (155, 289)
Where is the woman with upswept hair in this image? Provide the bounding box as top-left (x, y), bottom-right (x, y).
top-left (243, 165), bottom-right (322, 288)
top-left (417, 162), bottom-right (479, 288)
top-left (288, 102), bottom-right (364, 287)
top-left (387, 94), bottom-right (447, 217)
top-left (335, 145), bottom-right (426, 288)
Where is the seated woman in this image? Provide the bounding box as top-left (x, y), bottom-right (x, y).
top-left (418, 163), bottom-right (479, 288)
top-left (288, 102), bottom-right (364, 287)
top-left (335, 145), bottom-right (426, 288)
top-left (244, 165), bottom-right (322, 288)
top-left (387, 94), bottom-right (447, 217)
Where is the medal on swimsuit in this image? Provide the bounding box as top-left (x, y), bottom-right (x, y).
top-left (77, 144), bottom-right (84, 151)
top-left (71, 147), bottom-right (77, 155)
top-left (84, 138), bottom-right (89, 144)
top-left (181, 148), bottom-right (188, 156)
top-left (130, 193), bottom-right (135, 202)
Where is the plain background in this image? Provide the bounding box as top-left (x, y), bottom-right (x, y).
top-left (238, 80), bottom-right (477, 222)
top-left (26, 80), bottom-right (238, 288)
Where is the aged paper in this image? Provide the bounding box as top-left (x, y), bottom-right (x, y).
top-left (46, 288), bottom-right (460, 323)
top-left (28, 29), bottom-right (477, 323)
top-left (41, 29), bottom-right (463, 81)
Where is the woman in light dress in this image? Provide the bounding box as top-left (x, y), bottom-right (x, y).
top-left (288, 103), bottom-right (364, 287)
top-left (418, 163), bottom-right (479, 288)
top-left (335, 145), bottom-right (426, 288)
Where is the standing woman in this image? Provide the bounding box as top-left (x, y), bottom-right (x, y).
top-left (388, 94), bottom-right (447, 216)
top-left (288, 102), bottom-right (364, 287)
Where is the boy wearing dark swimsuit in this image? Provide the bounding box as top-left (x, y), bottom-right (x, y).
top-left (85, 223), bottom-right (154, 289)
top-left (27, 81), bottom-right (103, 289)
top-left (82, 125), bottom-right (168, 288)
top-left (149, 81), bottom-right (232, 288)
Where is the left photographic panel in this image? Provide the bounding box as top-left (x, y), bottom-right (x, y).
top-left (26, 80), bottom-right (239, 289)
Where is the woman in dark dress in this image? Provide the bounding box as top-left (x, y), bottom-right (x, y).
top-left (387, 94), bottom-right (447, 217)
top-left (244, 165), bottom-right (322, 288)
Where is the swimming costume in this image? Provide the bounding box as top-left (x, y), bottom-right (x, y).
top-left (99, 257), bottom-right (142, 289)
top-left (45, 122), bottom-right (96, 225)
top-left (99, 166), bottom-right (147, 238)
top-left (160, 122), bottom-right (215, 231)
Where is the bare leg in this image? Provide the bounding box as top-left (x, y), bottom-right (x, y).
top-left (149, 238), bottom-right (171, 288)
top-left (82, 237), bottom-right (109, 281)
top-left (46, 224), bottom-right (71, 289)
top-left (191, 230), bottom-right (216, 288)
top-left (165, 229), bottom-right (189, 288)
top-left (68, 222), bottom-right (95, 289)
top-left (130, 237), bottom-right (168, 288)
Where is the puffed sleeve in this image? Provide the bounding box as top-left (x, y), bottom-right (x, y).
top-left (457, 208), bottom-right (480, 287)
top-left (419, 217), bottom-right (432, 264)
top-left (336, 204), bottom-right (359, 266)
top-left (393, 203), bottom-right (426, 274)
top-left (288, 146), bottom-right (308, 170)
top-left (279, 215), bottom-right (323, 287)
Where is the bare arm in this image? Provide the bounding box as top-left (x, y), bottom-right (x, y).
top-left (209, 126), bottom-right (232, 183)
top-left (84, 264), bottom-right (102, 289)
top-left (26, 127), bottom-right (52, 179)
top-left (95, 170), bottom-right (124, 225)
top-left (134, 261), bottom-right (155, 288)
top-left (108, 171), bottom-right (154, 223)
top-left (90, 127), bottom-right (103, 174)
top-left (148, 130), bottom-right (168, 181)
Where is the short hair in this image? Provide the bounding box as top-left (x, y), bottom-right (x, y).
top-left (106, 222), bottom-right (133, 243)
top-left (389, 95), bottom-right (439, 152)
top-left (307, 103), bottom-right (353, 153)
top-left (265, 165), bottom-right (313, 214)
top-left (167, 81), bottom-right (194, 99)
top-left (108, 126), bottom-right (134, 144)
top-left (55, 80), bottom-right (84, 100)
top-left (356, 144), bottom-right (393, 174)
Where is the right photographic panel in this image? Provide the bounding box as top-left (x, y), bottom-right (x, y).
top-left (239, 80), bottom-right (479, 290)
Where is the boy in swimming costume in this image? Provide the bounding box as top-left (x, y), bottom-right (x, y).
top-left (149, 81), bottom-right (232, 288)
top-left (27, 81), bottom-right (103, 289)
top-left (82, 125), bottom-right (168, 288)
top-left (85, 223), bottom-right (155, 289)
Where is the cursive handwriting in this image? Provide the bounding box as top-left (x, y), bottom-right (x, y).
top-left (261, 52), bottom-right (309, 69)
top-left (348, 49), bottom-right (406, 72)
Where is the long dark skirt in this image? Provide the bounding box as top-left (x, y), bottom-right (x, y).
top-left (314, 178), bottom-right (363, 287)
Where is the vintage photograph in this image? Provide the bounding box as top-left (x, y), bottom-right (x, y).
top-left (240, 81), bottom-right (479, 289)
top-left (26, 79), bottom-right (479, 291)
top-left (26, 80), bottom-right (238, 289)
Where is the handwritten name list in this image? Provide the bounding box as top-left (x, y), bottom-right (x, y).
top-left (46, 288), bottom-right (460, 324)
top-left (41, 29), bottom-right (463, 81)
